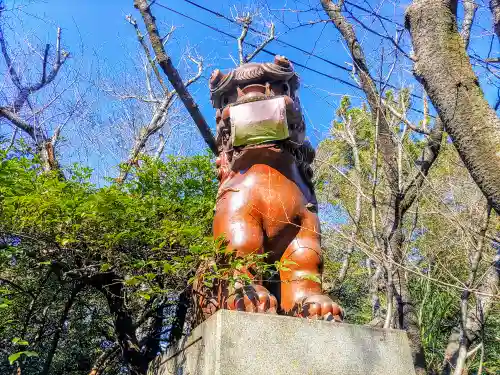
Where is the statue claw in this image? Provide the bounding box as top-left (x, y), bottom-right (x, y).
top-left (226, 284), bottom-right (278, 314)
top-left (298, 294), bottom-right (343, 322)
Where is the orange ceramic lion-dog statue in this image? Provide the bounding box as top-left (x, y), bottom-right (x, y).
top-left (194, 56), bottom-right (342, 323)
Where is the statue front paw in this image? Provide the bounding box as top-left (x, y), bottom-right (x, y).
top-left (298, 294), bottom-right (343, 322)
top-left (226, 284), bottom-right (277, 314)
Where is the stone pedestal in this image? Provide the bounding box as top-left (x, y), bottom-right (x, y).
top-left (149, 310), bottom-right (416, 375)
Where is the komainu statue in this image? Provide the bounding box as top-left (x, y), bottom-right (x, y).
top-left (193, 56), bottom-right (343, 323)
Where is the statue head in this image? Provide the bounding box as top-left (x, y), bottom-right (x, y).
top-left (209, 56), bottom-right (306, 156)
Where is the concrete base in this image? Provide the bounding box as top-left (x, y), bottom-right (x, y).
top-left (149, 310), bottom-right (416, 375)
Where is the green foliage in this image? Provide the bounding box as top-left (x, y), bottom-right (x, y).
top-left (0, 152), bottom-right (218, 374)
top-left (194, 236), bottom-right (298, 290)
top-left (8, 351), bottom-right (38, 365)
top-left (1, 151), bottom-right (216, 275)
top-left (410, 274), bottom-right (460, 370)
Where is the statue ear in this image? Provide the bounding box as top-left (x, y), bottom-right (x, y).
top-left (282, 82), bottom-right (290, 96)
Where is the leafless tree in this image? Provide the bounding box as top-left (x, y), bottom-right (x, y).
top-left (233, 7), bottom-right (275, 65)
top-left (441, 203), bottom-right (494, 375)
top-left (133, 0), bottom-right (217, 155)
top-left (0, 7), bottom-right (85, 173)
top-left (319, 2), bottom-right (444, 373)
top-left (106, 15), bottom-right (205, 183)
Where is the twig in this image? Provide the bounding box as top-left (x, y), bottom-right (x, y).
top-left (126, 14), bottom-right (168, 93)
top-left (245, 23), bottom-right (275, 63)
top-left (382, 99), bottom-right (430, 135)
top-left (185, 56), bottom-right (203, 87)
top-left (155, 133), bottom-right (166, 158)
top-left (5, 127), bottom-right (18, 153)
top-left (237, 14), bottom-right (251, 65)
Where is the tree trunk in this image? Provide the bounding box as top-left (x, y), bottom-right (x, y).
top-left (39, 140), bottom-right (60, 173)
top-left (393, 263), bottom-right (427, 375)
top-left (169, 289), bottom-right (190, 344)
top-left (41, 283), bottom-right (82, 375)
top-left (442, 248), bottom-right (499, 374)
top-left (141, 305), bottom-right (164, 364)
top-left (91, 274), bottom-right (149, 375)
top-left (406, 0), bottom-right (500, 215)
top-left (386, 211), bottom-right (428, 375)
top-left (491, 0), bottom-right (500, 40)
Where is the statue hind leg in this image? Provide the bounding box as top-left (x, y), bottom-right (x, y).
top-left (279, 209), bottom-right (343, 321)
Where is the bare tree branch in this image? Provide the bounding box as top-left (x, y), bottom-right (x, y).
top-left (422, 92), bottom-right (429, 132)
top-left (185, 56), bottom-right (203, 87)
top-left (461, 0), bottom-right (478, 49)
top-left (334, 115), bottom-right (363, 286)
top-left (402, 119), bottom-right (444, 214)
top-left (485, 57), bottom-right (500, 63)
top-left (245, 23), bottom-right (275, 64)
top-left (0, 16), bottom-right (70, 173)
top-left (5, 127), bottom-right (18, 153)
top-left (126, 14), bottom-right (168, 93)
top-left (116, 55), bottom-right (203, 183)
top-left (237, 14), bottom-right (251, 65)
top-left (154, 133), bottom-right (166, 159)
top-left (116, 91), bottom-right (175, 183)
top-left (25, 27), bottom-right (70, 97)
top-left (343, 6), bottom-right (414, 61)
top-left (0, 106), bottom-right (34, 137)
top-left (114, 94), bottom-right (162, 104)
top-left (134, 0), bottom-right (218, 155)
top-left (382, 99), bottom-right (431, 135)
top-left (41, 44), bottom-right (49, 85)
top-left (321, 0), bottom-right (398, 190)
top-left (0, 13), bottom-right (22, 89)
top-left (491, 0), bottom-right (500, 40)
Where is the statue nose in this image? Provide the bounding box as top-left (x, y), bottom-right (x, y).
top-left (236, 84), bottom-right (268, 103)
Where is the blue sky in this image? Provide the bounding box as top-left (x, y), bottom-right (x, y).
top-left (1, 0), bottom-right (498, 176)
top-left (4, 0), bottom-right (363, 143)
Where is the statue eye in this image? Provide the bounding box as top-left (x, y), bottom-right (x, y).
top-left (282, 83), bottom-right (290, 95)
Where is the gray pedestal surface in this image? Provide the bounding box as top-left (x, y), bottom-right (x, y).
top-left (149, 310), bottom-right (416, 375)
